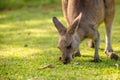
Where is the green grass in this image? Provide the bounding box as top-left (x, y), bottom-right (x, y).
top-left (0, 4), bottom-right (120, 80)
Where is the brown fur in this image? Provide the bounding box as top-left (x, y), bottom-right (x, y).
top-left (52, 0), bottom-right (118, 64)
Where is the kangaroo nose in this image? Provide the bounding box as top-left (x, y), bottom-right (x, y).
top-left (63, 58), bottom-right (70, 64)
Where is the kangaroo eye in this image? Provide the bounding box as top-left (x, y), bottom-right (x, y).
top-left (66, 45), bottom-right (72, 49)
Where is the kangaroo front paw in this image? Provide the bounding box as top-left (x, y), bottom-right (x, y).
top-left (75, 52), bottom-right (81, 57)
top-left (91, 59), bottom-right (102, 62)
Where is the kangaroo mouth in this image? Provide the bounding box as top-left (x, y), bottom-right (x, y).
top-left (59, 56), bottom-right (72, 64)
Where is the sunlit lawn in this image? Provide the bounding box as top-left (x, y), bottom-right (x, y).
top-left (0, 5), bottom-right (120, 80)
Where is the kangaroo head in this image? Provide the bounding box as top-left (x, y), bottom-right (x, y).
top-left (52, 17), bottom-right (80, 64)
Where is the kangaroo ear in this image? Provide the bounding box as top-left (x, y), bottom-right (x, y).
top-left (52, 17), bottom-right (66, 35)
top-left (67, 13), bottom-right (82, 34)
top-left (67, 18), bottom-right (79, 34)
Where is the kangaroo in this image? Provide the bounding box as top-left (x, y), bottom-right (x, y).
top-left (52, 0), bottom-right (118, 64)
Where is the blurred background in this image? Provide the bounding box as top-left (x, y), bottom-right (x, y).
top-left (0, 0), bottom-right (120, 10)
top-left (0, 0), bottom-right (60, 10)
